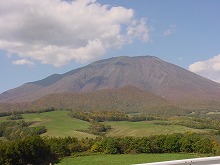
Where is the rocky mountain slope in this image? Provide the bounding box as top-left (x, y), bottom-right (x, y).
top-left (1, 56), bottom-right (220, 109)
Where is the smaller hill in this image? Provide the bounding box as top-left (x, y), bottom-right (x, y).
top-left (0, 86), bottom-right (181, 115)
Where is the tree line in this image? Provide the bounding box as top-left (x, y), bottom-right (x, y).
top-left (69, 110), bottom-right (151, 122)
top-left (154, 116), bottom-right (220, 135)
top-left (0, 132), bottom-right (219, 165)
top-left (0, 107), bottom-right (55, 117)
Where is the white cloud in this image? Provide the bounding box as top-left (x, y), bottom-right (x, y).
top-left (163, 25), bottom-right (176, 36)
top-left (188, 61), bottom-right (207, 72)
top-left (188, 54), bottom-right (220, 83)
top-left (0, 0), bottom-right (150, 67)
top-left (12, 59), bottom-right (34, 66)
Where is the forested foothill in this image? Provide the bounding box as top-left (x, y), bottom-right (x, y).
top-left (1, 108), bottom-right (220, 164)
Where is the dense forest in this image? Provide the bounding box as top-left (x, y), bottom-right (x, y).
top-left (0, 132), bottom-right (219, 165)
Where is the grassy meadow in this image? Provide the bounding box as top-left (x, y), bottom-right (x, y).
top-left (20, 110), bottom-right (212, 138)
top-left (56, 153), bottom-right (197, 165)
top-left (21, 110), bottom-right (96, 138)
top-left (0, 110), bottom-right (212, 138)
top-left (105, 120), bottom-right (209, 137)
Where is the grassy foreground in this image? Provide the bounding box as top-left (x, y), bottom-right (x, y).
top-left (56, 153), bottom-right (197, 165)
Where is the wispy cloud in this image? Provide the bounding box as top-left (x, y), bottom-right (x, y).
top-left (163, 25), bottom-right (176, 36)
top-left (188, 54), bottom-right (220, 82)
top-left (12, 59), bottom-right (34, 66)
top-left (0, 0), bottom-right (150, 67)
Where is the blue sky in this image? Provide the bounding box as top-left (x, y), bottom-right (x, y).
top-left (0, 0), bottom-right (220, 93)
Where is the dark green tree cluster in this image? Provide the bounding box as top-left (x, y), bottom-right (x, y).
top-left (0, 136), bottom-right (53, 165)
top-left (45, 137), bottom-right (95, 158)
top-left (0, 120), bottom-right (46, 140)
top-left (79, 122), bottom-right (111, 135)
top-left (45, 133), bottom-right (218, 156)
top-left (6, 114), bottom-right (23, 120)
top-left (0, 133), bottom-right (218, 165)
top-left (93, 133), bottom-right (216, 154)
top-left (70, 110), bottom-right (147, 122)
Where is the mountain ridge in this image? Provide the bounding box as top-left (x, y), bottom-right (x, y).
top-left (1, 55), bottom-right (220, 110)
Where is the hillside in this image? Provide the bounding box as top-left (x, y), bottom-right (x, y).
top-left (32, 86), bottom-right (178, 112)
top-left (1, 56), bottom-right (220, 110)
top-left (0, 86), bottom-right (180, 115)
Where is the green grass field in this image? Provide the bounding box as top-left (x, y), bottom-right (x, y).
top-left (105, 120), bottom-right (209, 137)
top-left (0, 110), bottom-right (212, 138)
top-left (22, 111), bottom-right (211, 138)
top-left (22, 110), bottom-right (96, 138)
top-left (56, 153), bottom-right (197, 165)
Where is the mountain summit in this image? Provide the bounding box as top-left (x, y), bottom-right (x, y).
top-left (1, 56), bottom-right (220, 109)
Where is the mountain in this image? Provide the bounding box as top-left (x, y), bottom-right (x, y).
top-left (0, 86), bottom-right (183, 115)
top-left (1, 56), bottom-right (220, 109)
